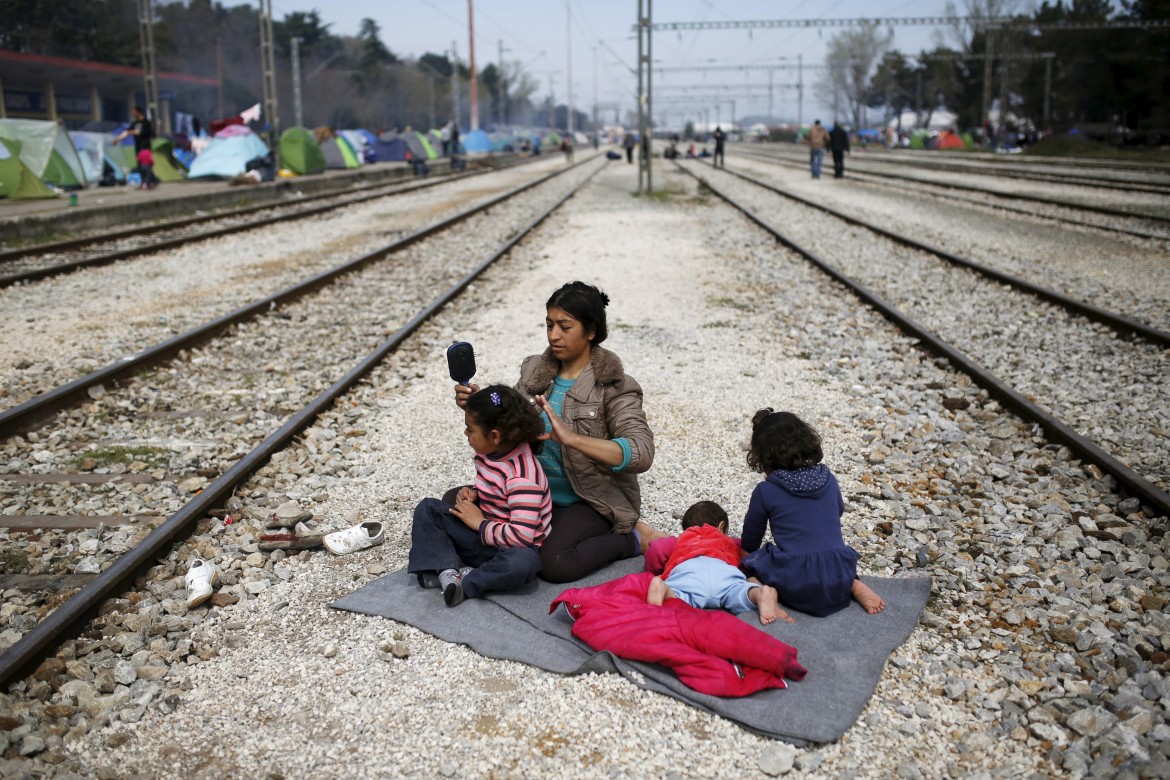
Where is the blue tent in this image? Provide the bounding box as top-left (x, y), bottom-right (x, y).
top-left (355, 128), bottom-right (378, 148)
top-left (374, 135), bottom-right (408, 162)
top-left (188, 133), bottom-right (270, 178)
top-left (461, 129), bottom-right (492, 153)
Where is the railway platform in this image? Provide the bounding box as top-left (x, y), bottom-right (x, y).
top-left (0, 153), bottom-right (525, 245)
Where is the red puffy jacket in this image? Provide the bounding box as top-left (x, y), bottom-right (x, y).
top-left (551, 572), bottom-right (807, 698)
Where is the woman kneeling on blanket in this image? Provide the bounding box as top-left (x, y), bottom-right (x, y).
top-left (454, 281), bottom-right (665, 583)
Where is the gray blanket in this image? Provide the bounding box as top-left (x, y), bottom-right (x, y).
top-left (331, 559), bottom-right (931, 744)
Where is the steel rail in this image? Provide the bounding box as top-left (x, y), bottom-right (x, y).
top-left (677, 162), bottom-right (1170, 518)
top-left (0, 158), bottom-right (607, 689)
top-left (0, 161), bottom-right (527, 288)
top-left (857, 158), bottom-right (1170, 197)
top-left (0, 154), bottom-right (599, 439)
top-left (707, 161), bottom-right (1170, 346)
top-left (0, 167), bottom-right (483, 264)
top-left (729, 148), bottom-right (1170, 235)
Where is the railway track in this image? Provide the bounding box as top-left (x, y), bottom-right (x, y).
top-left (729, 147), bottom-right (1170, 242)
top-left (678, 161), bottom-right (1170, 519)
top-left (0, 159), bottom-right (532, 287)
top-left (808, 147), bottom-right (1170, 196)
top-left (0, 156), bottom-right (607, 686)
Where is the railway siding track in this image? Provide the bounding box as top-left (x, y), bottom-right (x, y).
top-left (681, 162), bottom-right (1170, 514)
top-left (0, 162), bottom-right (519, 287)
top-left (828, 151), bottom-right (1170, 196)
top-left (712, 163), bottom-right (1170, 346)
top-left (0, 158), bottom-right (607, 685)
top-left (732, 148), bottom-right (1170, 241)
top-left (0, 157), bottom-right (592, 435)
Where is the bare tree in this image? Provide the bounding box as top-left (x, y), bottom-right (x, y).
top-left (939, 0), bottom-right (1025, 53)
top-left (817, 23), bottom-right (894, 128)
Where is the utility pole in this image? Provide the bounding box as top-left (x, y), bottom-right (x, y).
top-left (592, 44), bottom-right (599, 147)
top-left (547, 72), bottom-right (556, 127)
top-left (796, 54), bottom-right (802, 128)
top-left (467, 0), bottom-right (479, 131)
top-left (215, 35), bottom-right (223, 118)
top-left (637, 0), bottom-right (652, 195)
top-left (1043, 53), bottom-right (1052, 128)
top-left (136, 0), bottom-right (160, 132)
top-left (998, 37), bottom-right (1010, 146)
top-left (291, 36), bottom-right (304, 128)
top-left (981, 27), bottom-right (994, 144)
top-left (450, 41), bottom-right (461, 129)
top-left (565, 0), bottom-right (573, 135)
top-left (498, 40), bottom-right (510, 125)
top-left (767, 69), bottom-right (774, 125)
top-left (259, 0), bottom-right (279, 150)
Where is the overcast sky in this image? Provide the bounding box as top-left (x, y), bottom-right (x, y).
top-left (267, 1), bottom-right (1014, 123)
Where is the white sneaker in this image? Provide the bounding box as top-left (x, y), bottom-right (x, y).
top-left (322, 521), bottom-right (385, 555)
top-left (185, 559), bottom-right (220, 608)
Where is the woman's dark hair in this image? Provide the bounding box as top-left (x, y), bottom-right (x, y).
top-left (747, 409), bottom-right (823, 473)
top-left (546, 281), bottom-right (610, 345)
top-left (465, 385), bottom-right (545, 455)
top-left (681, 500), bottom-right (729, 530)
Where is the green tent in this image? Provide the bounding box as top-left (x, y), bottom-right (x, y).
top-left (43, 148), bottom-right (83, 188)
top-left (544, 131), bottom-right (563, 148)
top-left (334, 135), bottom-right (361, 167)
top-left (0, 118), bottom-right (88, 189)
top-left (0, 137), bottom-right (56, 199)
top-left (410, 131), bottom-right (438, 159)
top-left (908, 130), bottom-right (930, 150)
top-left (150, 137), bottom-right (187, 182)
top-left (278, 128), bottom-right (326, 174)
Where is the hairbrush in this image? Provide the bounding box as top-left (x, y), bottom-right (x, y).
top-left (446, 341), bottom-right (477, 386)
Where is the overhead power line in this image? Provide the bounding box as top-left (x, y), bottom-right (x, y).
top-left (654, 63), bottom-right (827, 72)
top-left (646, 17), bottom-right (1170, 32)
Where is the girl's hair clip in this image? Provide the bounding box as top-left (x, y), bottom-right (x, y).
top-left (490, 392), bottom-right (502, 406)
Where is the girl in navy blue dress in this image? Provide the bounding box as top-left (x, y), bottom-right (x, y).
top-left (739, 409), bottom-right (885, 617)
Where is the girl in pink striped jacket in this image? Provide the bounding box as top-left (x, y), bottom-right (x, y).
top-left (409, 385), bottom-right (552, 606)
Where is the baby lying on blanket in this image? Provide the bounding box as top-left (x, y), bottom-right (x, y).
top-left (550, 570), bottom-right (807, 698)
top-left (644, 500), bottom-right (793, 625)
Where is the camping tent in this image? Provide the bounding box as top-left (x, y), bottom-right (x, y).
top-left (149, 138), bottom-right (187, 181)
top-left (187, 133), bottom-right (270, 178)
top-left (320, 135), bottom-right (360, 169)
top-left (908, 130), bottom-right (930, 150)
top-left (934, 130), bottom-right (966, 150)
top-left (0, 137), bottom-right (56, 199)
top-left (0, 118), bottom-right (88, 189)
top-left (279, 128), bottom-right (326, 174)
top-left (410, 131), bottom-right (439, 159)
top-left (461, 129), bottom-right (492, 153)
top-left (374, 134), bottom-right (409, 162)
top-left (69, 132), bottom-right (106, 185)
top-left (339, 130), bottom-right (369, 163)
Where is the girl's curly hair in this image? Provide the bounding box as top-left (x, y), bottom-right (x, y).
top-left (746, 408), bottom-right (823, 473)
top-left (466, 384), bottom-right (545, 455)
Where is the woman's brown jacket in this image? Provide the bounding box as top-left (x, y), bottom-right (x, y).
top-left (516, 346), bottom-right (654, 534)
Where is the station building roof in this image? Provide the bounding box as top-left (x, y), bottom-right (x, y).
top-left (0, 49), bottom-right (216, 123)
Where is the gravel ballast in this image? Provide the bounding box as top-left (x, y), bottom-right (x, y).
top-left (1, 159), bottom-right (1168, 779)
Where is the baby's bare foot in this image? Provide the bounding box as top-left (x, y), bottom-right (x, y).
top-left (757, 586), bottom-right (794, 625)
top-left (647, 576), bottom-right (668, 606)
top-left (853, 580), bottom-right (886, 614)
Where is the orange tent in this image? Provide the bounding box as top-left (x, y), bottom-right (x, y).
top-left (935, 131), bottom-right (966, 150)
